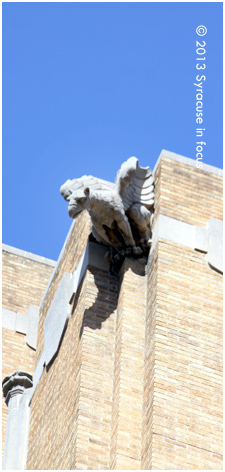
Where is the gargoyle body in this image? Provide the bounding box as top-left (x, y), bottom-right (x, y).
top-left (60, 157), bottom-right (154, 256)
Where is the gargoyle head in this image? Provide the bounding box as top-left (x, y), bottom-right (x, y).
top-left (60, 181), bottom-right (90, 218)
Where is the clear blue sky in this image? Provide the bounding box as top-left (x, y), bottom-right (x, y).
top-left (3, 2), bottom-right (223, 261)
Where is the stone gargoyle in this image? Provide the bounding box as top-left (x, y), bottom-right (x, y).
top-left (60, 157), bottom-right (154, 260)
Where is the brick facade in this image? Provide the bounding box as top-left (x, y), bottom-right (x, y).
top-left (142, 240), bottom-right (223, 469)
top-left (3, 151), bottom-right (223, 470)
top-left (110, 258), bottom-right (146, 470)
top-left (153, 154), bottom-right (222, 226)
top-left (2, 248), bottom-right (55, 456)
top-left (141, 155), bottom-right (223, 469)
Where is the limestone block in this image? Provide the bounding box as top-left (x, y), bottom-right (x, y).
top-left (151, 214), bottom-right (223, 275)
top-left (151, 214), bottom-right (193, 253)
top-left (26, 306), bottom-right (39, 350)
top-left (69, 244), bottom-right (89, 303)
top-left (2, 308), bottom-right (16, 331)
top-left (69, 241), bottom-right (109, 303)
top-left (88, 241), bottom-right (110, 270)
top-left (44, 272), bottom-right (71, 367)
top-left (207, 217), bottom-right (223, 273)
top-left (2, 309), bottom-right (28, 335)
top-left (193, 226), bottom-right (208, 253)
top-left (32, 351), bottom-right (45, 394)
top-left (16, 313), bottom-right (28, 335)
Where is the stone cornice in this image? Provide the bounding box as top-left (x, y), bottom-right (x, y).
top-left (153, 149), bottom-right (223, 177)
top-left (2, 244), bottom-right (56, 267)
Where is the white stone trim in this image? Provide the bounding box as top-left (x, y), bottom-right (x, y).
top-left (2, 309), bottom-right (27, 335)
top-left (43, 241), bottom-right (109, 367)
top-left (150, 214), bottom-right (223, 274)
top-left (39, 219), bottom-right (76, 309)
top-left (69, 241), bottom-right (109, 303)
top-left (151, 215), bottom-right (195, 253)
top-left (153, 149), bottom-right (223, 177)
top-left (2, 306), bottom-right (39, 350)
top-left (2, 244), bottom-right (56, 267)
top-left (206, 218), bottom-right (223, 274)
top-left (2, 308), bottom-right (17, 331)
top-left (31, 241), bottom-right (110, 398)
top-left (32, 352), bottom-right (45, 394)
top-left (26, 306), bottom-right (39, 350)
top-left (15, 313), bottom-right (28, 335)
top-left (44, 272), bottom-right (71, 367)
top-left (69, 245), bottom-right (89, 303)
top-left (194, 226), bottom-right (208, 253)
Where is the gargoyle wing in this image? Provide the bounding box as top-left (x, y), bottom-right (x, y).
top-left (115, 157), bottom-right (154, 210)
top-left (60, 175), bottom-right (114, 201)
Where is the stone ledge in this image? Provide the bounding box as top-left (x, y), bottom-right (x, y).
top-left (153, 149), bottom-right (223, 177)
top-left (2, 244), bottom-right (56, 267)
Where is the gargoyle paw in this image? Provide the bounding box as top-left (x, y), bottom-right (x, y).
top-left (132, 246), bottom-right (142, 256)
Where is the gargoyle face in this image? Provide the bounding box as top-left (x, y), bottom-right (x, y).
top-left (67, 190), bottom-right (87, 218)
top-left (60, 181), bottom-right (90, 219)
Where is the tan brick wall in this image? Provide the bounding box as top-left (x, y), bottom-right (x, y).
top-left (2, 250), bottom-right (54, 313)
top-left (25, 156), bottom-right (223, 470)
top-left (26, 270), bottom-right (88, 469)
top-left (142, 243), bottom-right (158, 470)
top-left (154, 156), bottom-right (222, 227)
top-left (142, 240), bottom-right (223, 469)
top-left (110, 258), bottom-right (146, 470)
top-left (27, 248), bottom-right (147, 470)
top-left (75, 268), bottom-right (118, 470)
top-left (35, 211), bottom-right (91, 367)
top-left (24, 211), bottom-right (91, 468)
top-left (27, 263), bottom-right (118, 470)
top-left (2, 248), bottom-right (55, 456)
top-left (142, 156), bottom-right (223, 470)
